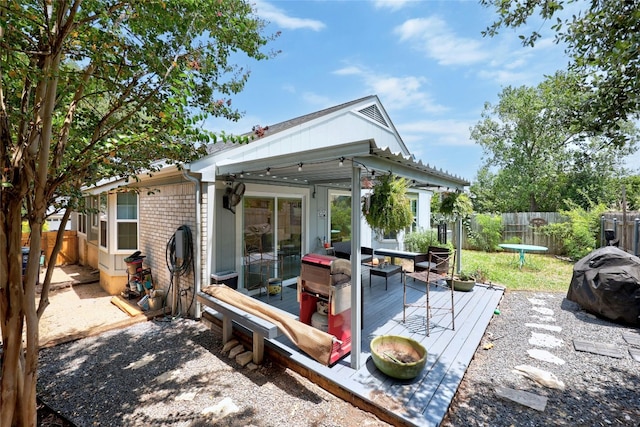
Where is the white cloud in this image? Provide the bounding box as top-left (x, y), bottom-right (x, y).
top-left (394, 16), bottom-right (489, 66)
top-left (254, 1), bottom-right (326, 31)
top-left (399, 119), bottom-right (475, 147)
top-left (334, 66), bottom-right (364, 76)
top-left (476, 69), bottom-right (530, 86)
top-left (373, 0), bottom-right (412, 11)
top-left (371, 76), bottom-right (447, 113)
top-left (333, 65), bottom-right (448, 113)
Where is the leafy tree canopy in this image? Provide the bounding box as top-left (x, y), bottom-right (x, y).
top-left (0, 1), bottom-right (276, 424)
top-left (481, 0), bottom-right (640, 146)
top-left (470, 72), bottom-right (638, 212)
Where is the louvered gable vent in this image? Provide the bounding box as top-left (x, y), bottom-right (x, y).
top-left (358, 104), bottom-right (388, 128)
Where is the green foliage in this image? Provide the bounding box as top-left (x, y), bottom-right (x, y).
top-left (21, 221), bottom-right (49, 233)
top-left (481, 0), bottom-right (640, 146)
top-left (468, 214), bottom-right (503, 252)
top-left (1, 0), bottom-right (277, 209)
top-left (469, 167), bottom-right (503, 213)
top-left (363, 174), bottom-right (413, 236)
top-left (330, 195), bottom-right (351, 242)
top-left (503, 236), bottom-right (522, 245)
top-left (404, 228), bottom-right (454, 253)
top-left (404, 229), bottom-right (439, 253)
top-left (617, 176), bottom-right (640, 211)
top-left (541, 202), bottom-right (607, 260)
top-left (436, 191), bottom-right (474, 222)
top-left (457, 268), bottom-right (487, 283)
top-left (0, 2), bottom-right (277, 422)
top-left (470, 72), bottom-right (638, 213)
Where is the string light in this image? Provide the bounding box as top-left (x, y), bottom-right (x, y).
top-left (233, 157), bottom-right (361, 178)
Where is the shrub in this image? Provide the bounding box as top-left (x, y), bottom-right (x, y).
top-left (404, 229), bottom-right (455, 254)
top-left (468, 214), bottom-right (503, 252)
top-left (542, 201), bottom-right (606, 260)
top-left (404, 228), bottom-right (439, 253)
top-left (503, 236), bottom-right (521, 244)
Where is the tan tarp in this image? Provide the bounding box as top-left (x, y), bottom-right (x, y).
top-left (201, 284), bottom-right (335, 365)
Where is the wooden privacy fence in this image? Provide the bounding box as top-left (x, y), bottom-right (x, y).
top-left (458, 212), bottom-right (565, 254)
top-left (21, 230), bottom-right (78, 266)
top-left (600, 212), bottom-right (640, 256)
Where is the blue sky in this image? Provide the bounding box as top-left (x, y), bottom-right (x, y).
top-left (207, 0), bottom-right (574, 182)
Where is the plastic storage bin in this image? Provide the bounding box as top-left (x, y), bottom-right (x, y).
top-left (211, 270), bottom-right (238, 289)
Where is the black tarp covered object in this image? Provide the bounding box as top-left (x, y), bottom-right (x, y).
top-left (567, 246), bottom-right (640, 325)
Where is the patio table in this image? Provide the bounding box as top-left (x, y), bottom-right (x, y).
top-left (367, 263), bottom-right (402, 290)
top-left (498, 243), bottom-right (548, 269)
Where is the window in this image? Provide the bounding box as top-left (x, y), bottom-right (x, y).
top-left (116, 192), bottom-right (138, 250)
top-left (382, 230), bottom-right (397, 240)
top-left (88, 196), bottom-right (99, 244)
top-left (329, 192), bottom-right (351, 244)
top-left (78, 211), bottom-right (87, 234)
top-left (99, 194), bottom-right (107, 248)
top-left (409, 195), bottom-right (418, 233)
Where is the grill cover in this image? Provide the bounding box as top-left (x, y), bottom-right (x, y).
top-left (567, 246), bottom-right (640, 325)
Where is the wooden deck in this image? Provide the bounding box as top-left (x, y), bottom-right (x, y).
top-left (227, 269), bottom-right (505, 426)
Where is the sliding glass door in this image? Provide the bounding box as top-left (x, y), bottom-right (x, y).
top-left (242, 195), bottom-right (302, 291)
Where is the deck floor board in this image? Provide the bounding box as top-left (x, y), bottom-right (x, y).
top-left (249, 268), bottom-right (505, 426)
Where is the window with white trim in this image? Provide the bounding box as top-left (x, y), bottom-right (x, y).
top-left (88, 196), bottom-right (99, 244)
top-left (409, 195), bottom-right (418, 233)
top-left (78, 206), bottom-right (87, 235)
top-left (99, 193), bottom-right (107, 248)
top-left (116, 192), bottom-right (138, 250)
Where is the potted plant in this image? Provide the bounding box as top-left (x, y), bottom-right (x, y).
top-left (448, 268), bottom-right (485, 292)
top-left (362, 173), bottom-right (413, 237)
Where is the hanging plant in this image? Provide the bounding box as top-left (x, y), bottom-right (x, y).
top-left (363, 173), bottom-right (413, 236)
top-left (439, 191), bottom-right (473, 222)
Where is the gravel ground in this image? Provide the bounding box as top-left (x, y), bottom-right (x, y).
top-left (37, 318), bottom-right (390, 427)
top-left (442, 290), bottom-right (640, 427)
top-left (38, 290), bottom-right (640, 426)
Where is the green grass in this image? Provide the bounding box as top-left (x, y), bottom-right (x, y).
top-left (460, 249), bottom-right (574, 292)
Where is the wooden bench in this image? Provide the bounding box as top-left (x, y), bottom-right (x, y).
top-left (197, 291), bottom-right (297, 364)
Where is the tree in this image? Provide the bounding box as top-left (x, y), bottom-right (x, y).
top-left (481, 0), bottom-right (640, 146)
top-left (0, 1), bottom-right (275, 425)
top-left (470, 72), bottom-right (637, 212)
top-left (618, 176), bottom-right (640, 211)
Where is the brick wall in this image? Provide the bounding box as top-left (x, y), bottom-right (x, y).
top-left (139, 180), bottom-right (200, 316)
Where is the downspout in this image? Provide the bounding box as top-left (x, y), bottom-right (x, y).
top-left (183, 168), bottom-right (202, 319)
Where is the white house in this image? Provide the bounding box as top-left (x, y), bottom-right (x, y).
top-left (77, 95), bottom-right (469, 354)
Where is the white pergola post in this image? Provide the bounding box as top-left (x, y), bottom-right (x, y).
top-left (350, 164), bottom-right (362, 368)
